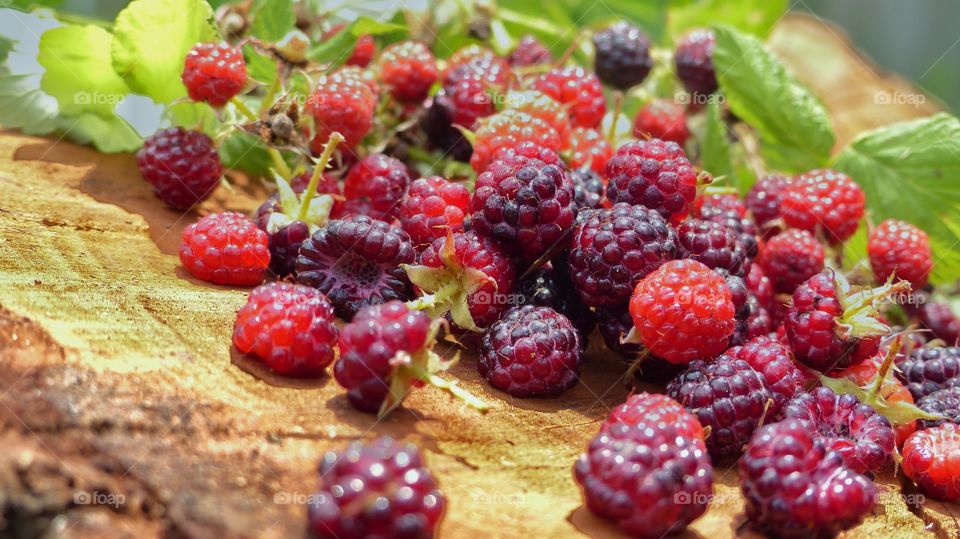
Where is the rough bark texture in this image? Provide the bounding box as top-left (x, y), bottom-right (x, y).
top-left (0, 13), bottom-right (957, 539)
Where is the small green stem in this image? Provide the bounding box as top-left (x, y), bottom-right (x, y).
top-left (607, 91), bottom-right (623, 143)
top-left (230, 96), bottom-right (258, 121)
top-left (259, 76), bottom-right (282, 117)
top-left (297, 132), bottom-right (344, 221)
top-left (417, 369), bottom-right (489, 412)
top-left (867, 337), bottom-right (901, 402)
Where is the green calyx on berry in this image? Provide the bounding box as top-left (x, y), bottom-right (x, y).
top-left (264, 132), bottom-right (343, 235)
top-left (833, 271), bottom-right (910, 341)
top-left (380, 317), bottom-right (489, 418)
top-left (401, 231), bottom-right (495, 333)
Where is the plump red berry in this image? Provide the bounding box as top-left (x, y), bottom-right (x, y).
top-left (308, 437), bottom-right (445, 538)
top-left (629, 259), bottom-right (736, 364)
top-left (633, 99), bottom-right (689, 146)
top-left (606, 138), bottom-right (700, 224)
top-left (346, 34), bottom-right (376, 67)
top-left (674, 29), bottom-right (717, 98)
top-left (181, 42), bottom-right (246, 107)
top-left (781, 169), bottom-right (865, 244)
top-left (566, 127), bottom-right (613, 174)
top-left (137, 127), bottom-right (223, 209)
top-left (400, 176), bottom-right (469, 248)
top-left (676, 218), bottom-right (750, 277)
top-left (757, 229), bottom-right (825, 294)
top-left (379, 41), bottom-right (438, 103)
top-left (342, 154), bottom-right (412, 221)
top-left (508, 35), bottom-right (551, 66)
top-left (746, 263), bottom-right (774, 311)
top-left (232, 283), bottom-right (337, 376)
top-left (534, 66), bottom-right (606, 128)
top-left (179, 212), bottom-right (269, 286)
top-left (917, 301), bottom-right (960, 345)
top-left (592, 22), bottom-right (653, 90)
top-left (603, 392), bottom-right (704, 441)
top-left (443, 77), bottom-right (496, 129)
top-left (896, 346), bottom-right (960, 400)
top-left (306, 71), bottom-right (376, 151)
top-left (442, 45), bottom-right (510, 89)
top-left (506, 90), bottom-right (571, 142)
top-left (745, 175), bottom-right (788, 235)
top-left (696, 193), bottom-right (759, 257)
top-left (478, 306), bottom-right (583, 397)
top-left (570, 168), bottom-right (606, 210)
top-left (739, 419), bottom-right (876, 538)
top-left (469, 110), bottom-right (562, 173)
top-left (726, 335), bottom-right (806, 415)
top-left (868, 219), bottom-right (933, 289)
top-left (296, 215), bottom-right (415, 320)
top-left (902, 423), bottom-right (960, 500)
top-left (574, 421), bottom-right (712, 538)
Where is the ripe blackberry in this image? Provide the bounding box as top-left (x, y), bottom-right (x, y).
top-left (592, 22), bottom-right (653, 90)
top-left (469, 110), bottom-right (562, 172)
top-left (179, 212), bottom-right (269, 286)
top-left (781, 169), bottom-right (865, 244)
top-left (739, 419), bottom-right (876, 538)
top-left (917, 387), bottom-right (960, 429)
top-left (342, 154), bottom-right (412, 221)
top-left (603, 392), bottom-right (704, 441)
top-left (422, 92), bottom-right (472, 162)
top-left (478, 306), bottom-right (583, 397)
top-left (667, 355), bottom-right (772, 460)
top-left (508, 35), bottom-right (551, 66)
top-left (400, 176), bottom-right (469, 248)
top-left (567, 203), bottom-right (678, 309)
top-left (346, 35), bottom-right (375, 67)
top-left (757, 229), bottom-right (824, 294)
top-left (379, 41), bottom-right (438, 103)
top-left (181, 42), bottom-right (246, 107)
top-left (629, 260), bottom-right (736, 364)
top-left (727, 336), bottom-right (806, 415)
top-left (308, 437), bottom-right (445, 538)
top-left (136, 127), bottom-right (222, 209)
top-left (917, 301), bottom-right (960, 345)
top-left (296, 215), bottom-right (415, 320)
top-left (633, 99), bottom-right (690, 146)
top-left (567, 127), bottom-right (613, 175)
top-left (896, 347), bottom-right (960, 400)
top-left (403, 231), bottom-right (516, 331)
top-left (902, 423), bottom-right (960, 500)
top-left (782, 386), bottom-right (895, 474)
top-left (674, 29), bottom-right (717, 98)
top-left (470, 148), bottom-right (577, 261)
top-left (534, 66), bottom-right (606, 128)
top-left (745, 174), bottom-right (788, 236)
top-left (233, 283), bottom-right (337, 376)
top-left (574, 421), bottom-right (713, 538)
top-left (676, 218), bottom-right (750, 277)
top-left (516, 264), bottom-right (595, 338)
top-left (606, 138), bottom-right (700, 224)
top-left (868, 219), bottom-right (933, 289)
top-left (696, 193), bottom-right (758, 258)
top-left (306, 71), bottom-right (376, 151)
top-left (570, 168), bottom-right (605, 210)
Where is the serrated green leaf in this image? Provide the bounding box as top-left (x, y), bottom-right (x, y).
top-left (248, 0), bottom-right (294, 42)
top-left (0, 72), bottom-right (60, 135)
top-left (833, 113), bottom-right (960, 285)
top-left (38, 25), bottom-right (130, 117)
top-left (712, 25), bottom-right (834, 172)
top-left (218, 131), bottom-right (275, 175)
top-left (306, 16), bottom-right (405, 65)
top-left (111, 0), bottom-right (217, 103)
top-left (669, 0), bottom-right (787, 40)
top-left (701, 99), bottom-right (736, 187)
top-left (56, 111), bottom-right (141, 152)
top-left (244, 44), bottom-right (277, 84)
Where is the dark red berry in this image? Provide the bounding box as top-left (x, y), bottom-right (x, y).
top-left (508, 35), bottom-right (551, 66)
top-left (379, 41), bottom-right (438, 103)
top-left (595, 308), bottom-right (644, 359)
top-left (917, 387), bottom-right (960, 429)
top-left (343, 154), bottom-right (412, 221)
top-left (676, 218), bottom-right (750, 277)
top-left (757, 229), bottom-right (824, 295)
top-left (696, 193), bottom-right (758, 258)
top-left (136, 127), bottom-right (223, 209)
top-left (422, 91), bottom-right (473, 162)
top-left (917, 301), bottom-right (960, 345)
top-left (516, 264), bottom-right (595, 338)
top-left (592, 22), bottom-right (653, 90)
top-left (603, 392), bottom-right (705, 441)
top-left (902, 423), bottom-right (960, 500)
top-left (469, 110), bottom-right (562, 173)
top-left (444, 77), bottom-right (496, 129)
top-left (781, 169), bottom-right (865, 244)
top-left (534, 66), bottom-right (606, 128)
top-left (896, 346), bottom-right (960, 400)
top-left (633, 99), bottom-right (689, 146)
top-left (182, 42), bottom-right (246, 107)
top-left (179, 212), bottom-right (269, 285)
top-left (442, 45), bottom-right (510, 89)
top-left (746, 263), bottom-right (774, 311)
top-left (745, 175), bottom-right (788, 236)
top-left (570, 168), bottom-right (606, 210)
top-left (605, 138), bottom-right (700, 224)
top-left (674, 29), bottom-right (717, 98)
top-left (727, 335), bottom-right (806, 415)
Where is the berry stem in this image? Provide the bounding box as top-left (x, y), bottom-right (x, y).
top-left (297, 132), bottom-right (344, 222)
top-left (419, 370), bottom-right (490, 412)
top-left (607, 90), bottom-right (623, 142)
top-left (867, 336), bottom-right (901, 402)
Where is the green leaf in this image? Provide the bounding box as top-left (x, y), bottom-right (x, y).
top-left (111, 0), bottom-right (217, 103)
top-left (3, 0), bottom-right (63, 12)
top-left (833, 113), bottom-right (960, 284)
top-left (244, 44), bottom-right (277, 84)
top-left (306, 16), bottom-right (405, 65)
top-left (248, 0), bottom-right (294, 42)
top-left (701, 99), bottom-right (736, 187)
top-left (0, 72), bottom-right (60, 135)
top-left (669, 0), bottom-right (787, 40)
top-left (38, 25), bottom-right (130, 117)
top-left (218, 131), bottom-right (275, 175)
top-left (0, 36), bottom-right (13, 65)
top-left (712, 25), bottom-right (834, 172)
top-left (55, 111), bottom-right (141, 153)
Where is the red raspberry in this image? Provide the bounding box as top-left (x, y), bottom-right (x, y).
top-left (336, 65), bottom-right (380, 97)
top-left (916, 387), bottom-right (960, 429)
top-left (179, 212), bottom-right (269, 285)
top-left (566, 127), bottom-right (613, 174)
top-left (784, 270), bottom-right (904, 372)
top-left (896, 346), bottom-right (960, 400)
top-left (181, 42), bottom-right (246, 107)
top-left (667, 355), bottom-right (772, 459)
top-left (629, 259), bottom-right (736, 364)
top-left (404, 231), bottom-right (516, 331)
top-left (603, 392), bottom-right (704, 441)
top-left (567, 203), bottom-right (678, 309)
top-left (606, 138), bottom-right (700, 224)
top-left (506, 90), bottom-right (571, 142)
top-left (633, 99), bottom-right (690, 146)
top-left (868, 219), bottom-right (933, 289)
top-left (757, 229), bottom-right (824, 294)
top-left (442, 45), bottom-right (510, 89)
top-left (400, 176), bottom-right (469, 248)
top-left (574, 421), bottom-right (712, 538)
top-left (746, 263), bottom-right (774, 311)
top-left (296, 215), bottom-right (415, 320)
top-left (676, 218), bottom-right (750, 277)
top-left (478, 305), bottom-right (583, 397)
top-left (781, 169), bottom-right (865, 243)
top-left (782, 386), bottom-right (895, 473)
top-left (470, 150), bottom-right (577, 261)
top-left (508, 35), bottom-right (551, 66)
top-left (917, 301), bottom-right (960, 345)
top-left (727, 335), bottom-right (806, 415)
top-left (379, 41), bottom-right (438, 103)
top-left (674, 29), bottom-right (717, 98)
top-left (745, 175), bottom-right (788, 235)
top-left (444, 77), bottom-right (496, 129)
top-left (534, 66), bottom-right (606, 128)
top-left (739, 419), bottom-right (876, 538)
top-left (232, 283), bottom-right (337, 376)
top-left (592, 22), bottom-right (653, 90)
top-left (903, 423), bottom-right (960, 500)
top-left (306, 71), bottom-right (376, 151)
top-left (136, 127), bottom-right (222, 209)
top-left (342, 154), bottom-right (412, 221)
top-left (346, 34), bottom-right (375, 67)
top-left (308, 437), bottom-right (445, 537)
top-left (469, 110), bottom-right (562, 172)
